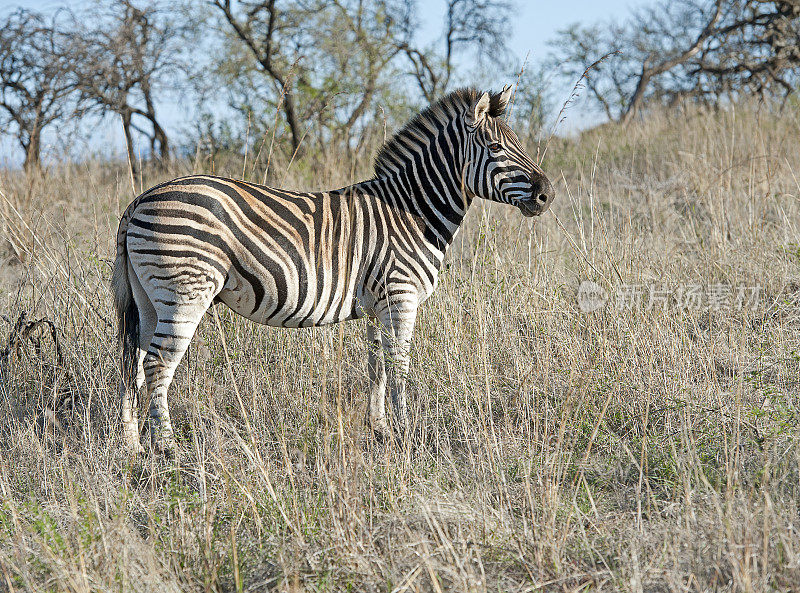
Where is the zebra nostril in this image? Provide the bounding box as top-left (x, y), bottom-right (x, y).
top-left (530, 175), bottom-right (555, 209)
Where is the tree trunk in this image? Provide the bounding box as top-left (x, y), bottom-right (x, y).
top-left (122, 111), bottom-right (137, 175)
top-left (620, 68), bottom-right (653, 125)
top-left (22, 131), bottom-right (41, 173)
top-left (282, 89), bottom-right (301, 156)
top-left (151, 119), bottom-right (170, 167)
top-left (143, 87), bottom-right (170, 167)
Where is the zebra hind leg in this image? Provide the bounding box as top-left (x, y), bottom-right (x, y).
top-left (120, 261), bottom-right (157, 454)
top-left (120, 348), bottom-right (146, 453)
top-left (366, 318), bottom-right (390, 441)
top-left (142, 299), bottom-right (211, 457)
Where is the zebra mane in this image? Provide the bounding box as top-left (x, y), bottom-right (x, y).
top-left (373, 87), bottom-right (507, 178)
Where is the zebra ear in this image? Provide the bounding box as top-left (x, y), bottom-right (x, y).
top-left (469, 92), bottom-right (491, 126)
top-left (490, 84), bottom-right (513, 117)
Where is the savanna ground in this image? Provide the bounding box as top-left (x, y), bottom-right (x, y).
top-left (1, 102), bottom-right (800, 592)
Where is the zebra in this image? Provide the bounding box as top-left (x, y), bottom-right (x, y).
top-left (112, 85), bottom-right (555, 454)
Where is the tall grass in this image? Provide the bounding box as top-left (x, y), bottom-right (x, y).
top-left (1, 101), bottom-right (799, 591)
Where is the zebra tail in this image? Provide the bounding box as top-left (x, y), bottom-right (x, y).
top-left (112, 215), bottom-right (139, 388)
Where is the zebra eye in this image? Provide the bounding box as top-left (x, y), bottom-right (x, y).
top-left (488, 142), bottom-right (503, 153)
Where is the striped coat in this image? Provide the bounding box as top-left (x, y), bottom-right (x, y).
top-left (113, 86), bottom-right (554, 453)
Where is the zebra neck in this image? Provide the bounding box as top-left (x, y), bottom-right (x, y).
top-left (365, 166), bottom-right (472, 254)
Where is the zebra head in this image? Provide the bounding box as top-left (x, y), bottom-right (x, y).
top-left (464, 86), bottom-right (555, 217)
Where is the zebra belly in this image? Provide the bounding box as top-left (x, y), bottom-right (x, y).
top-left (215, 267), bottom-right (366, 328)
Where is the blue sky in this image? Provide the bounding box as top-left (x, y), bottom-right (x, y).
top-left (422, 0), bottom-right (648, 67)
top-left (0, 0), bottom-right (652, 166)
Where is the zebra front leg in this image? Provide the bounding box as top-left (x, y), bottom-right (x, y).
top-left (376, 299), bottom-right (418, 441)
top-left (366, 318), bottom-right (389, 440)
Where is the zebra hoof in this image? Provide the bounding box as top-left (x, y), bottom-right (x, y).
top-left (391, 417), bottom-right (410, 444)
top-left (372, 425), bottom-right (392, 446)
top-left (122, 425), bottom-right (144, 455)
top-left (123, 439), bottom-right (145, 456)
top-left (369, 417), bottom-right (392, 443)
top-left (150, 428), bottom-right (177, 459)
top-left (153, 439), bottom-right (177, 459)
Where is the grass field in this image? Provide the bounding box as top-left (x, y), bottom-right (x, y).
top-left (1, 102), bottom-right (799, 592)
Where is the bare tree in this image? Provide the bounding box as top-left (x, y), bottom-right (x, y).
top-left (0, 9), bottom-right (80, 172)
top-left (548, 23), bottom-right (631, 121)
top-left (397, 0), bottom-right (514, 102)
top-left (550, 0), bottom-right (800, 124)
top-left (692, 0), bottom-right (800, 99)
top-left (76, 0), bottom-right (184, 170)
top-left (210, 0), bottom-right (409, 155)
top-left (211, 0), bottom-right (305, 153)
top-left (620, 0), bottom-right (725, 123)
top-left (509, 65), bottom-right (553, 139)
top-left (324, 0), bottom-right (407, 150)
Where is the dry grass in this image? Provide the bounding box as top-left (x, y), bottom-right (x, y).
top-left (1, 102), bottom-right (799, 592)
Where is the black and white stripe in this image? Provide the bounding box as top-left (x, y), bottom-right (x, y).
top-left (112, 86), bottom-right (555, 452)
